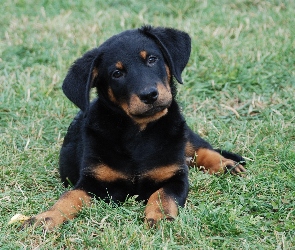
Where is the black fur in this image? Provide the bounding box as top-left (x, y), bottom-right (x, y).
top-left (60, 25), bottom-right (245, 204)
top-left (28, 26), bottom-right (246, 229)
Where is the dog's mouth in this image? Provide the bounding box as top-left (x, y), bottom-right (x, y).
top-left (131, 105), bottom-right (168, 118)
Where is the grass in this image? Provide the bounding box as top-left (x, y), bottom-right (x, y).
top-left (1, 0), bottom-right (295, 248)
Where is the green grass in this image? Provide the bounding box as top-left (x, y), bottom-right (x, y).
top-left (1, 0), bottom-right (295, 248)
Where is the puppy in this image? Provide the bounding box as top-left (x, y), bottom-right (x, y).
top-left (25, 26), bottom-right (246, 229)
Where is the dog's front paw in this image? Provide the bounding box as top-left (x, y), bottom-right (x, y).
top-left (194, 148), bottom-right (246, 175)
top-left (21, 211), bottom-right (64, 231)
top-left (144, 188), bottom-right (178, 228)
top-left (145, 212), bottom-right (175, 228)
top-left (223, 158), bottom-right (246, 175)
top-left (20, 216), bottom-right (38, 230)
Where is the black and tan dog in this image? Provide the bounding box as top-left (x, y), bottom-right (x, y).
top-left (26, 26), bottom-right (246, 229)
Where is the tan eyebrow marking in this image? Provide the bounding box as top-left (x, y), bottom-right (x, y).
top-left (140, 50), bottom-right (147, 60)
top-left (116, 61), bottom-right (124, 70)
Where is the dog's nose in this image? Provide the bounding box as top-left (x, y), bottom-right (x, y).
top-left (139, 87), bottom-right (158, 104)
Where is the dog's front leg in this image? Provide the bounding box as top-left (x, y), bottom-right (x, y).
top-left (145, 188), bottom-right (178, 228)
top-left (144, 168), bottom-right (189, 228)
top-left (24, 189), bottom-right (91, 230)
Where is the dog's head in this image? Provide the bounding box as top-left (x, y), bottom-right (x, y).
top-left (62, 26), bottom-right (191, 127)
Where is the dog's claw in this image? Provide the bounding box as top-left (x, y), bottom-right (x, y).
top-left (146, 218), bottom-right (157, 228)
top-left (145, 216), bottom-right (175, 229)
top-left (226, 161), bottom-right (246, 175)
top-left (19, 217), bottom-right (36, 230)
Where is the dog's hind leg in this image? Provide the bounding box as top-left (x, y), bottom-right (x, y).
top-left (185, 127), bottom-right (246, 174)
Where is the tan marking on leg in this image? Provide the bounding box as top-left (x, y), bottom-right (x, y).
top-left (185, 141), bottom-right (196, 165)
top-left (142, 164), bottom-right (180, 182)
top-left (195, 148), bottom-right (226, 173)
top-left (145, 188), bottom-right (178, 227)
top-left (31, 189), bottom-right (91, 230)
top-left (140, 50), bottom-right (147, 60)
top-left (187, 146), bottom-right (246, 175)
top-left (185, 141), bottom-right (195, 157)
top-left (196, 148), bottom-right (245, 174)
top-left (92, 164), bottom-right (128, 182)
top-left (116, 61), bottom-right (124, 70)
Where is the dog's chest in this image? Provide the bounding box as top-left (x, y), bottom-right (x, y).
top-left (88, 101), bottom-right (187, 172)
top-left (119, 125), bottom-right (186, 172)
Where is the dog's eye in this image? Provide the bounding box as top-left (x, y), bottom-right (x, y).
top-left (112, 70), bottom-right (123, 79)
top-left (147, 55), bottom-right (158, 65)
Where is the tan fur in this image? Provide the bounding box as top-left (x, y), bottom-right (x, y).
top-left (143, 164), bottom-right (180, 182)
top-left (195, 148), bottom-right (233, 174)
top-left (144, 188), bottom-right (178, 227)
top-left (140, 50), bottom-right (147, 60)
top-left (116, 61), bottom-right (124, 70)
top-left (108, 87), bottom-right (117, 103)
top-left (165, 64), bottom-right (171, 83)
top-left (32, 190), bottom-right (91, 230)
top-left (119, 82), bottom-right (172, 130)
top-left (91, 67), bottom-right (99, 85)
top-left (92, 164), bottom-right (128, 182)
top-left (185, 141), bottom-right (196, 156)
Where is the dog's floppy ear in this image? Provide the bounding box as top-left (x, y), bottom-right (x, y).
top-left (62, 48), bottom-right (101, 112)
top-left (140, 26), bottom-right (191, 84)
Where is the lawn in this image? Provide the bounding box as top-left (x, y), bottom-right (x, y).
top-left (1, 0), bottom-right (295, 248)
